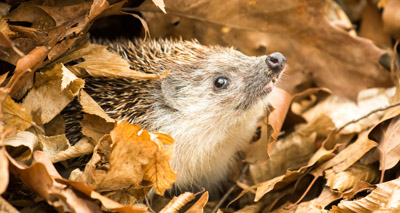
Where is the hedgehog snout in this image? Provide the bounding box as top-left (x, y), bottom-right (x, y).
top-left (265, 52), bottom-right (286, 74)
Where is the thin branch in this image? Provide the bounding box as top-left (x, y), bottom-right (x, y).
top-left (337, 102), bottom-right (400, 133)
top-left (122, 8), bottom-right (257, 32)
top-left (285, 175), bottom-right (319, 210)
top-left (211, 164), bottom-right (249, 213)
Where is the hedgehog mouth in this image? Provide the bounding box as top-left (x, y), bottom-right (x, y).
top-left (235, 76), bottom-right (279, 110)
top-left (263, 76), bottom-right (277, 94)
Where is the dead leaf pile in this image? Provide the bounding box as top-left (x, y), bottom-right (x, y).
top-left (1, 0), bottom-right (400, 212)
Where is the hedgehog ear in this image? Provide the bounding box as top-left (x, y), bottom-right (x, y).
top-left (161, 77), bottom-right (180, 109)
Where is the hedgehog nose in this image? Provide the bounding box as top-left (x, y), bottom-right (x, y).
top-left (265, 52), bottom-right (286, 74)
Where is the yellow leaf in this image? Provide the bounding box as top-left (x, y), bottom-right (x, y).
top-left (3, 96), bottom-right (33, 133)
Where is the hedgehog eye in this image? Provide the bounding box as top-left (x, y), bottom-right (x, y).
top-left (214, 77), bottom-right (229, 89)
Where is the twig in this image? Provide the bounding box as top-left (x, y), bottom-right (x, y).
top-left (336, 102), bottom-right (400, 133)
top-left (145, 195), bottom-right (156, 213)
top-left (122, 8), bottom-right (257, 32)
top-left (211, 164), bottom-right (249, 213)
top-left (285, 175), bottom-right (319, 210)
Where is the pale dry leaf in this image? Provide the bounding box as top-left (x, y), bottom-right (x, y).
top-left (37, 134), bottom-right (71, 162)
top-left (61, 64), bottom-right (79, 90)
top-left (61, 43), bottom-right (169, 79)
top-left (185, 191), bottom-right (209, 213)
top-left (3, 95), bottom-right (34, 133)
top-left (303, 87), bottom-right (395, 134)
top-left (0, 148), bottom-right (9, 194)
top-left (50, 137), bottom-right (94, 163)
top-left (0, 3), bottom-right (11, 16)
top-left (295, 187), bottom-right (340, 212)
top-left (0, 196), bottom-right (19, 213)
top-left (325, 163), bottom-right (379, 193)
top-left (335, 177), bottom-right (400, 212)
top-left (21, 63), bottom-right (84, 124)
top-left (79, 90), bottom-right (114, 123)
top-left (244, 88), bottom-right (292, 164)
top-left (0, 17), bottom-right (15, 38)
top-left (3, 131), bottom-right (38, 162)
top-left (0, 72), bottom-right (8, 85)
top-left (326, 1), bottom-right (355, 36)
top-left (152, 0), bottom-right (166, 13)
top-left (104, 190), bottom-right (138, 207)
top-left (254, 175), bottom-right (285, 202)
top-left (159, 192), bottom-right (196, 213)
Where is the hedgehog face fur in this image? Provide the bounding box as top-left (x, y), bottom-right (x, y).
top-left (81, 39), bottom-right (286, 192)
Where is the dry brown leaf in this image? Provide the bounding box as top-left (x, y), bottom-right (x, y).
top-left (382, 0), bottom-right (400, 39)
top-left (376, 115), bottom-right (400, 174)
top-left (61, 43), bottom-right (170, 79)
top-left (0, 148), bottom-right (9, 194)
top-left (342, 181), bottom-right (376, 200)
top-left (80, 114), bottom-right (114, 142)
top-left (139, 0), bottom-right (392, 100)
top-left (56, 179), bottom-right (149, 212)
top-left (44, 114), bottom-right (66, 136)
top-left (185, 191), bottom-right (209, 213)
top-left (3, 131), bottom-right (38, 162)
top-left (50, 137), bottom-right (94, 163)
top-left (37, 3), bottom-right (92, 26)
top-left (37, 134), bottom-right (70, 161)
top-left (335, 177), bottom-right (400, 212)
top-left (3, 96), bottom-right (34, 133)
top-left (295, 187), bottom-right (340, 212)
top-left (312, 131), bottom-right (377, 177)
top-left (8, 46), bottom-right (48, 97)
top-left (325, 163), bottom-right (379, 193)
top-left (267, 88), bottom-right (292, 157)
top-left (5, 1), bottom-right (54, 28)
top-left (249, 122), bottom-right (317, 184)
top-left (241, 117), bottom-right (339, 203)
top-left (235, 202), bottom-right (264, 213)
top-left (0, 18), bottom-right (15, 42)
top-left (359, 1), bottom-right (392, 49)
top-left (6, 151), bottom-right (102, 212)
top-left (21, 64), bottom-right (84, 125)
top-left (159, 192), bottom-right (196, 213)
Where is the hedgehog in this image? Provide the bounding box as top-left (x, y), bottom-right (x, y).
top-left (64, 38), bottom-right (286, 193)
